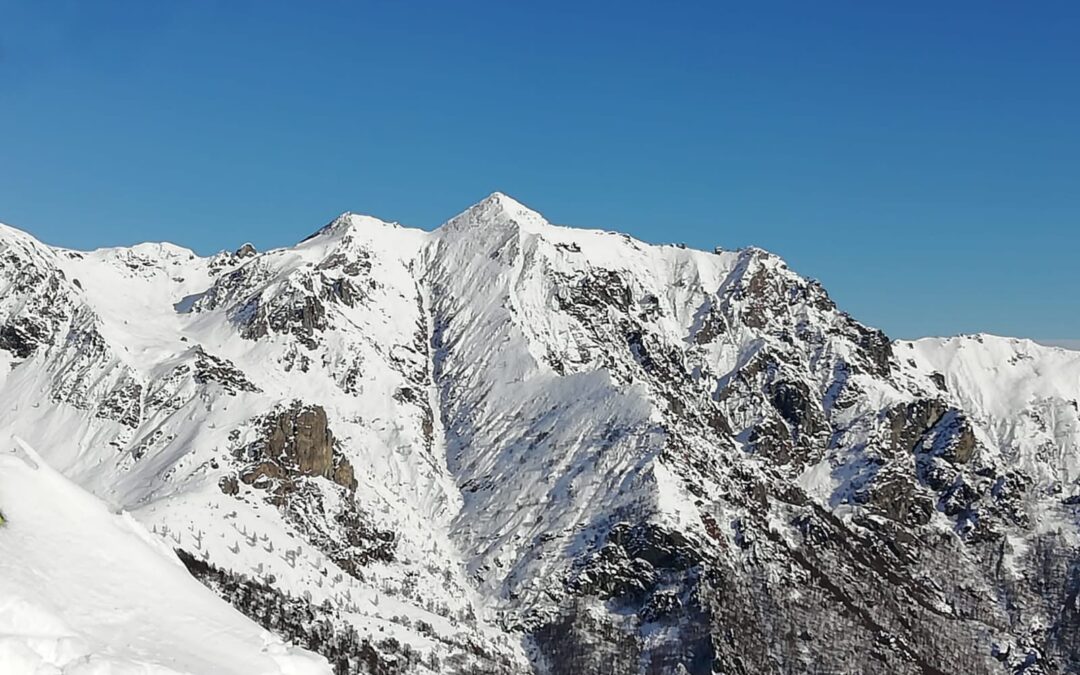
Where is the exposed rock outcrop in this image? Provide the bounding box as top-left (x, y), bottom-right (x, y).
top-left (237, 403), bottom-right (357, 493)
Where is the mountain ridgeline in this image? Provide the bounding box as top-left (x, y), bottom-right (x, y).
top-left (2, 193), bottom-right (1079, 674)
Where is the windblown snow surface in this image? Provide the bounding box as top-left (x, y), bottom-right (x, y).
top-left (1, 193), bottom-right (1079, 674)
top-left (0, 437), bottom-right (329, 674)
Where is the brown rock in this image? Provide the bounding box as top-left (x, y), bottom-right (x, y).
top-left (218, 474), bottom-right (239, 495)
top-left (241, 461), bottom-right (288, 485)
top-left (267, 405), bottom-right (335, 478)
top-left (332, 458), bottom-right (357, 491)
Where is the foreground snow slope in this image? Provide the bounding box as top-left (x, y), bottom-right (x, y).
top-left (0, 436), bottom-right (330, 675)
top-left (2, 194), bottom-right (1079, 674)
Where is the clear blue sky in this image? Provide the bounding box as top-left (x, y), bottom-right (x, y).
top-left (1, 1), bottom-right (1077, 340)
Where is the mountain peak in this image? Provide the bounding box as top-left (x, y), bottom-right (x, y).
top-left (479, 191), bottom-right (528, 211)
top-left (301, 211), bottom-right (400, 244)
top-left (438, 192), bottom-right (548, 235)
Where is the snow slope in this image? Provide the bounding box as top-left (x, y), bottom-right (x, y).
top-left (0, 436), bottom-right (329, 675)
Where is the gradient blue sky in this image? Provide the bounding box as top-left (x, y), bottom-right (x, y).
top-left (1, 1), bottom-right (1077, 340)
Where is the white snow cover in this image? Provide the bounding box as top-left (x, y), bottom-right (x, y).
top-left (0, 436), bottom-right (330, 674)
top-left (1, 192), bottom-right (1078, 672)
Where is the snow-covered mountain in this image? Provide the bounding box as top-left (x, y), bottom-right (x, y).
top-left (1, 193), bottom-right (1079, 674)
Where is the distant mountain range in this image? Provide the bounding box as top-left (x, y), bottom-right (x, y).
top-left (1037, 339), bottom-right (1080, 351)
top-left (2, 193), bottom-right (1079, 674)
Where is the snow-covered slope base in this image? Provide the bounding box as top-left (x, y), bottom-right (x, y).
top-left (0, 437), bottom-right (329, 674)
top-left (1, 194), bottom-right (1079, 674)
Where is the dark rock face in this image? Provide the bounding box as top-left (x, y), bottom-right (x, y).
top-left (199, 261), bottom-right (349, 352)
top-left (235, 288), bottom-right (328, 350)
top-left (930, 372), bottom-right (948, 391)
top-left (0, 320), bottom-right (46, 358)
top-left (702, 504), bottom-right (998, 675)
top-left (231, 273), bottom-right (371, 351)
top-left (218, 474), bottom-right (239, 496)
top-left (537, 491), bottom-right (1063, 674)
top-left (748, 417), bottom-right (796, 463)
top-left (886, 399), bottom-right (950, 452)
top-left (692, 306), bottom-right (727, 345)
top-left (95, 378), bottom-right (143, 428)
top-left (535, 523), bottom-right (714, 675)
top-left (532, 605), bottom-right (644, 675)
top-left (192, 346), bottom-right (260, 394)
top-left (570, 523), bottom-right (701, 601)
top-left (0, 244), bottom-right (72, 359)
top-left (234, 243), bottom-right (257, 258)
top-left (266, 405), bottom-right (338, 480)
top-left (848, 319), bottom-right (895, 378)
top-left (238, 403), bottom-right (357, 492)
top-left (768, 379), bottom-right (826, 443)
